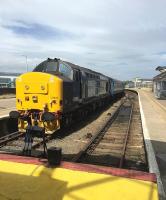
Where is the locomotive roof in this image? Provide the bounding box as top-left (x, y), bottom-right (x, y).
top-left (38, 58), bottom-right (102, 76)
top-left (63, 60), bottom-right (102, 76)
top-left (36, 58), bottom-right (123, 82)
top-left (61, 58), bottom-right (123, 81)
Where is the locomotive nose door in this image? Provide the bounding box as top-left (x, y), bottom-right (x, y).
top-left (73, 69), bottom-right (82, 102)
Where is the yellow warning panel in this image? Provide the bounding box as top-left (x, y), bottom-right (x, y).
top-left (0, 160), bottom-right (158, 200)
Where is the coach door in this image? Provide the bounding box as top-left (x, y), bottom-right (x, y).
top-left (110, 79), bottom-right (114, 96)
top-left (73, 69), bottom-right (82, 102)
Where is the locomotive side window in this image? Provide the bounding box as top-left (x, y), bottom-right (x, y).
top-left (59, 63), bottom-right (73, 79)
top-left (106, 82), bottom-right (108, 92)
top-left (73, 70), bottom-right (80, 81)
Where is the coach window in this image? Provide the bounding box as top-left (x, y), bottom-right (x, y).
top-left (59, 63), bottom-right (73, 79)
top-left (106, 82), bottom-right (108, 92)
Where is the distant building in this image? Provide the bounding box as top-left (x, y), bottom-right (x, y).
top-left (153, 67), bottom-right (166, 99)
top-left (125, 81), bottom-right (135, 88)
top-left (133, 77), bottom-right (153, 88)
top-left (0, 72), bottom-right (21, 88)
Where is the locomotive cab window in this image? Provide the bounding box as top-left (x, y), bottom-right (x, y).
top-left (33, 60), bottom-right (58, 73)
top-left (59, 63), bottom-right (73, 79)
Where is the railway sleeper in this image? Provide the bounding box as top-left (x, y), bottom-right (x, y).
top-left (102, 136), bottom-right (126, 142)
top-left (125, 154), bottom-right (146, 160)
top-left (93, 147), bottom-right (124, 155)
top-left (83, 154), bottom-right (120, 166)
top-left (106, 130), bottom-right (128, 134)
top-left (126, 145), bottom-right (144, 149)
top-left (97, 144), bottom-right (124, 150)
top-left (127, 133), bottom-right (143, 137)
top-left (127, 139), bottom-right (144, 144)
top-left (125, 150), bottom-right (145, 156)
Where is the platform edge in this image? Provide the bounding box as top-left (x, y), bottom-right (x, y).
top-left (138, 91), bottom-right (166, 200)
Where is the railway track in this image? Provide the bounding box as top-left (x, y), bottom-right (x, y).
top-left (0, 132), bottom-right (51, 156)
top-left (72, 92), bottom-right (147, 171)
top-left (0, 131), bottom-right (22, 148)
top-left (0, 91), bottom-right (147, 172)
top-left (0, 98), bottom-right (124, 156)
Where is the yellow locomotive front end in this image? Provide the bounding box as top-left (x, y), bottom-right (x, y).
top-left (16, 71), bottom-right (63, 134)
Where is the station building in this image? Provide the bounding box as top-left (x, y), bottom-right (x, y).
top-left (125, 78), bottom-right (153, 89)
top-left (133, 77), bottom-right (153, 88)
top-left (125, 81), bottom-right (135, 88)
top-left (0, 72), bottom-right (20, 88)
top-left (153, 67), bottom-right (166, 99)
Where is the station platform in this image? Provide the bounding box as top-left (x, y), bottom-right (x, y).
top-left (0, 154), bottom-right (158, 200)
top-left (135, 89), bottom-right (166, 199)
top-left (0, 98), bottom-right (16, 118)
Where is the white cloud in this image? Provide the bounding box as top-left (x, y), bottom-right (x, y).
top-left (0, 0), bottom-right (166, 79)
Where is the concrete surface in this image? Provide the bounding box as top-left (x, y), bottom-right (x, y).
top-left (137, 89), bottom-right (166, 200)
top-left (0, 94), bottom-right (15, 99)
top-left (0, 98), bottom-right (16, 118)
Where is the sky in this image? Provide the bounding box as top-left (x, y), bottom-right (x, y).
top-left (0, 0), bottom-right (166, 80)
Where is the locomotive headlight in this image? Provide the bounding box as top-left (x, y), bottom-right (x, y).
top-left (32, 96), bottom-right (38, 103)
top-left (43, 103), bottom-right (48, 109)
top-left (41, 85), bottom-right (45, 90)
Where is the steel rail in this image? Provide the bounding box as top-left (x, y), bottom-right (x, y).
top-left (119, 102), bottom-right (133, 168)
top-left (0, 131), bottom-right (22, 147)
top-left (31, 135), bottom-right (52, 150)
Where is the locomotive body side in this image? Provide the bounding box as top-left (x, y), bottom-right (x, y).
top-left (64, 61), bottom-right (110, 103)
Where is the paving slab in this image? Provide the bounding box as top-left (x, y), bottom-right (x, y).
top-left (0, 98), bottom-right (16, 118)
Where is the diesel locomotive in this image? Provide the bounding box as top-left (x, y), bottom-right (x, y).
top-left (10, 58), bottom-right (124, 136)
